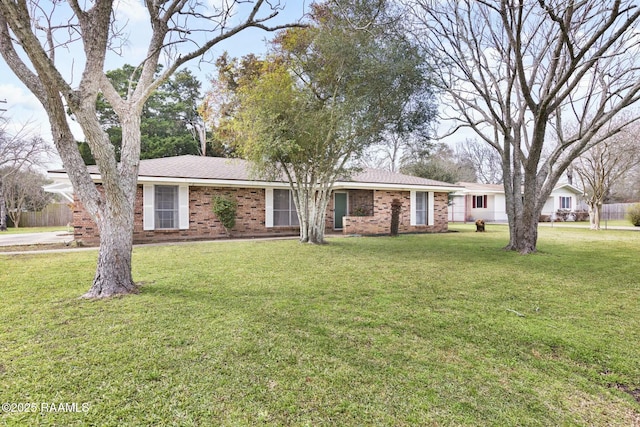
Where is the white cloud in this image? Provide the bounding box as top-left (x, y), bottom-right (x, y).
top-left (113, 0), bottom-right (148, 23)
top-left (0, 83), bottom-right (41, 113)
top-left (0, 83), bottom-right (84, 168)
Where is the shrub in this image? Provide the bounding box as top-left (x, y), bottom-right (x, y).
top-left (573, 210), bottom-right (589, 222)
top-left (627, 204), bottom-right (640, 226)
top-left (212, 195), bottom-right (237, 235)
top-left (555, 209), bottom-right (571, 221)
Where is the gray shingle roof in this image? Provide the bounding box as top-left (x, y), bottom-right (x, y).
top-left (76, 155), bottom-right (458, 188)
top-left (349, 167), bottom-right (455, 187)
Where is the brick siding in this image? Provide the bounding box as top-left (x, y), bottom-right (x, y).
top-left (343, 191), bottom-right (449, 235)
top-left (73, 186), bottom-right (449, 244)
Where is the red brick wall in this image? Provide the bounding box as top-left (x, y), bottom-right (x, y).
top-left (325, 190), bottom-right (375, 230)
top-left (348, 190), bottom-right (374, 216)
top-left (343, 191), bottom-right (449, 235)
top-left (74, 185), bottom-right (299, 244)
top-left (73, 186), bottom-right (449, 244)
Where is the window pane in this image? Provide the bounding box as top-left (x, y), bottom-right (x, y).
top-left (154, 185), bottom-right (178, 229)
top-left (416, 192), bottom-right (426, 210)
top-left (274, 189), bottom-right (290, 210)
top-left (272, 189), bottom-right (299, 227)
top-left (274, 211), bottom-right (290, 226)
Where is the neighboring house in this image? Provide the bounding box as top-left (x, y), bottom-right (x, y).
top-left (48, 155), bottom-right (460, 244)
top-left (449, 182), bottom-right (584, 222)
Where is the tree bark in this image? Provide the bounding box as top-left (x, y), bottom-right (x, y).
top-left (295, 184), bottom-right (331, 244)
top-left (82, 213), bottom-right (137, 298)
top-left (588, 201), bottom-right (601, 230)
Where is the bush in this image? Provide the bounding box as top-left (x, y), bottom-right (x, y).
top-left (627, 204), bottom-right (640, 226)
top-left (555, 209), bottom-right (571, 221)
top-left (212, 195), bottom-right (237, 235)
top-left (573, 210), bottom-right (589, 222)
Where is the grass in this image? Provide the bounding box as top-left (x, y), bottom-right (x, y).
top-left (0, 226), bottom-right (70, 234)
top-left (598, 219), bottom-right (639, 228)
top-left (538, 219), bottom-right (637, 228)
top-left (0, 225), bottom-right (639, 426)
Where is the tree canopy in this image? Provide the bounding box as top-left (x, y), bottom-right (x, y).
top-left (79, 65), bottom-right (207, 164)
top-left (229, 0), bottom-right (436, 243)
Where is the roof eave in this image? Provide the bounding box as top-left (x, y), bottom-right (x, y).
top-left (334, 181), bottom-right (461, 192)
top-left (48, 171), bottom-right (461, 192)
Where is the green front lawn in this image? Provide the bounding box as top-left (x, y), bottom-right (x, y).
top-left (1, 226), bottom-right (638, 425)
top-left (0, 226), bottom-right (69, 234)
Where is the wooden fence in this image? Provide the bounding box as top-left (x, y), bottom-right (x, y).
top-left (601, 203), bottom-right (638, 221)
top-left (16, 203), bottom-right (73, 228)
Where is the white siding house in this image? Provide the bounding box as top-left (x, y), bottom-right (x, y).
top-left (449, 182), bottom-right (583, 222)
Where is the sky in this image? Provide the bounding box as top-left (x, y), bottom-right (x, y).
top-left (0, 0), bottom-right (311, 167)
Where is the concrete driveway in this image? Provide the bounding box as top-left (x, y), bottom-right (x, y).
top-left (0, 231), bottom-right (74, 247)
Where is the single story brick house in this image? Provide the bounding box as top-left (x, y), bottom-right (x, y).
top-left (48, 155), bottom-right (460, 244)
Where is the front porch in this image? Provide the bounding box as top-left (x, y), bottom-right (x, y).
top-left (331, 189), bottom-right (449, 235)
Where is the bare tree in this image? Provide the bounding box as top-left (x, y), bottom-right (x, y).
top-left (361, 133), bottom-right (434, 172)
top-left (401, 143), bottom-right (477, 183)
top-left (409, 0), bottom-right (640, 253)
top-left (573, 121), bottom-right (640, 229)
top-left (455, 138), bottom-right (502, 184)
top-left (0, 0), bottom-right (302, 297)
top-left (0, 124), bottom-right (51, 230)
top-left (2, 167), bottom-right (52, 228)
top-left (609, 164), bottom-right (640, 202)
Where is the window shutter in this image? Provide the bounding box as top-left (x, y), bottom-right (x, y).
top-left (472, 196), bottom-right (476, 209)
top-left (143, 184), bottom-right (155, 230)
top-left (428, 192), bottom-right (435, 226)
top-left (265, 188), bottom-right (274, 228)
top-left (178, 185), bottom-right (189, 230)
top-left (483, 195), bottom-right (487, 209)
top-left (410, 191), bottom-right (417, 226)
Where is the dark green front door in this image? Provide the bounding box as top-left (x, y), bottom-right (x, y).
top-left (334, 192), bottom-right (347, 230)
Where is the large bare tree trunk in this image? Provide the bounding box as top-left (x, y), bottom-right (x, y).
top-left (84, 213), bottom-right (136, 297)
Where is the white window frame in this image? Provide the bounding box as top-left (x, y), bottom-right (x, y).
top-left (559, 196), bottom-right (571, 210)
top-left (410, 191), bottom-right (434, 226)
top-left (266, 188), bottom-right (299, 227)
top-left (143, 184), bottom-right (189, 231)
top-left (155, 185), bottom-right (179, 229)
